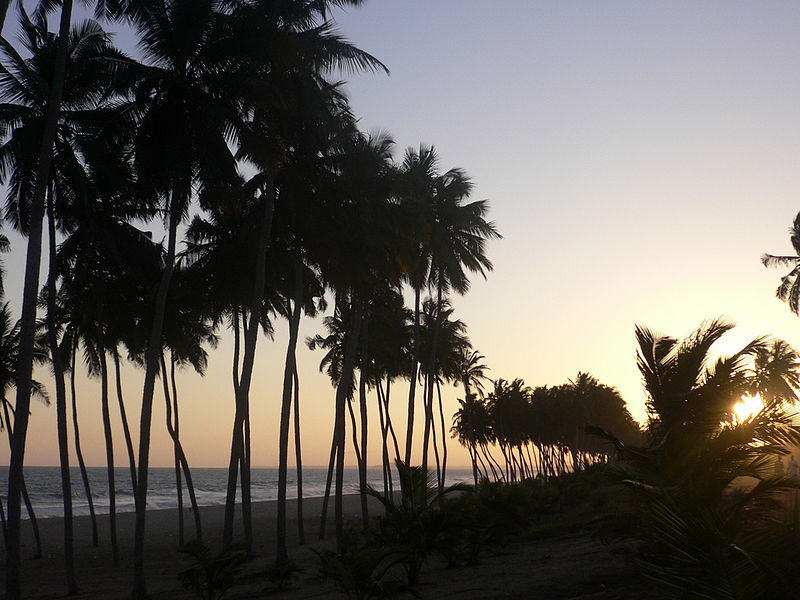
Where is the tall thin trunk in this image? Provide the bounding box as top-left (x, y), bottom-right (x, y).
top-left (46, 193), bottom-right (77, 593)
top-left (161, 353), bottom-right (184, 546)
top-left (112, 349), bottom-right (137, 493)
top-left (404, 288), bottom-right (420, 464)
top-left (7, 3), bottom-right (73, 597)
top-left (292, 363), bottom-right (304, 545)
top-left (133, 189), bottom-right (181, 599)
top-left (0, 493), bottom-right (6, 544)
top-left (428, 376), bottom-right (441, 488)
top-left (162, 352), bottom-right (202, 542)
top-left (242, 397), bottom-right (252, 551)
top-left (277, 263), bottom-right (303, 561)
top-left (232, 309), bottom-right (241, 396)
top-left (318, 434), bottom-right (336, 540)
top-left (357, 318), bottom-right (369, 530)
top-left (436, 379), bottom-right (448, 489)
top-left (335, 298), bottom-right (362, 552)
top-left (2, 402), bottom-right (42, 559)
top-left (71, 340), bottom-right (97, 545)
top-left (422, 282), bottom-right (443, 477)
top-left (98, 340), bottom-right (119, 566)
top-left (376, 382), bottom-right (390, 498)
top-left (223, 181), bottom-right (275, 548)
top-left (380, 379), bottom-right (401, 465)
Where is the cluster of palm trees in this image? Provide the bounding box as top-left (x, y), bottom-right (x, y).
top-left (0, 1), bottom-right (501, 598)
top-left (451, 371), bottom-right (642, 486)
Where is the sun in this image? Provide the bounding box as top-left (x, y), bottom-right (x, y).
top-left (733, 394), bottom-right (764, 423)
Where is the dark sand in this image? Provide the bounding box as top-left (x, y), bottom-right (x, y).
top-left (1, 495), bottom-right (643, 599)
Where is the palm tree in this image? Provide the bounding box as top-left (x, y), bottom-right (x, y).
top-left (454, 347), bottom-right (489, 402)
top-left (3, 2), bottom-right (75, 595)
top-left (114, 3), bottom-right (248, 591)
top-left (420, 167), bottom-right (500, 476)
top-left (750, 340), bottom-right (800, 406)
top-left (451, 393), bottom-right (492, 485)
top-left (0, 7), bottom-right (134, 591)
top-left (763, 212), bottom-right (800, 314)
top-left (311, 129), bottom-right (406, 549)
top-left (269, 71), bottom-right (350, 562)
top-left (398, 145), bottom-right (438, 465)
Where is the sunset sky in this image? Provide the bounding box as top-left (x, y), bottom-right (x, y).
top-left (3, 1), bottom-right (800, 470)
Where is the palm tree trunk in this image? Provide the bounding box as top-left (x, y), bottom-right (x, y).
top-left (242, 400), bottom-right (252, 551)
top-left (404, 288), bottom-right (421, 464)
top-left (2, 401), bottom-right (42, 559)
top-left (357, 318), bottom-right (369, 530)
top-left (335, 297), bottom-right (362, 552)
top-left (292, 363), bottom-right (304, 545)
top-left (170, 355), bottom-right (201, 539)
top-left (71, 340), bottom-right (97, 546)
top-left (98, 340), bottom-right (119, 566)
top-left (318, 434), bottom-right (336, 540)
top-left (436, 379), bottom-right (448, 489)
top-left (277, 266), bottom-right (303, 561)
top-left (380, 379), bottom-right (401, 464)
top-left (0, 493), bottom-right (6, 544)
top-left (112, 349), bottom-right (137, 493)
top-left (160, 353), bottom-right (184, 546)
top-left (133, 188), bottom-right (181, 599)
top-left (376, 382), bottom-right (390, 498)
top-left (422, 282), bottom-right (443, 478)
top-left (6, 3), bottom-right (73, 597)
top-left (162, 353), bottom-right (203, 542)
top-left (45, 191), bottom-right (77, 593)
top-left (224, 180), bottom-right (275, 548)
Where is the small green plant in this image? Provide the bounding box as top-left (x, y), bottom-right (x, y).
top-left (367, 460), bottom-right (469, 584)
top-left (264, 559), bottom-right (300, 592)
top-left (178, 539), bottom-right (248, 600)
top-left (317, 547), bottom-right (407, 600)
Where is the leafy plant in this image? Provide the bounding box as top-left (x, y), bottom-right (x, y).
top-left (316, 547), bottom-right (408, 600)
top-left (178, 539), bottom-right (248, 600)
top-left (264, 559), bottom-right (300, 592)
top-left (367, 460), bottom-right (468, 584)
top-left (592, 321), bottom-right (800, 599)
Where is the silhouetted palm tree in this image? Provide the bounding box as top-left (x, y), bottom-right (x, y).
top-left (0, 8), bottom-right (134, 591)
top-left (763, 212), bottom-right (800, 315)
top-left (3, 0), bottom-right (74, 591)
top-left (750, 340), bottom-right (800, 406)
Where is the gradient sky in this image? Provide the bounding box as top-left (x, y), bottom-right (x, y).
top-left (3, 1), bottom-right (800, 470)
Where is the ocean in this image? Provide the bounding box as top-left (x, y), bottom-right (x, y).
top-left (8, 466), bottom-right (475, 519)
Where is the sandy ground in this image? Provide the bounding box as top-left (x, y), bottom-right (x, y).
top-left (1, 495), bottom-right (645, 599)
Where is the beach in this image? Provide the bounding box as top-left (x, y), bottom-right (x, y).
top-left (1, 493), bottom-right (643, 599)
top-left (5, 495), bottom-right (362, 599)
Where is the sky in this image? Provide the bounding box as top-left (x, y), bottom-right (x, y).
top-left (3, 1), bottom-right (800, 470)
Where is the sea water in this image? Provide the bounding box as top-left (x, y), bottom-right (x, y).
top-left (3, 466), bottom-right (474, 519)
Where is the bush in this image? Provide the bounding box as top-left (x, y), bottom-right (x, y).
top-left (178, 539), bottom-right (248, 600)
